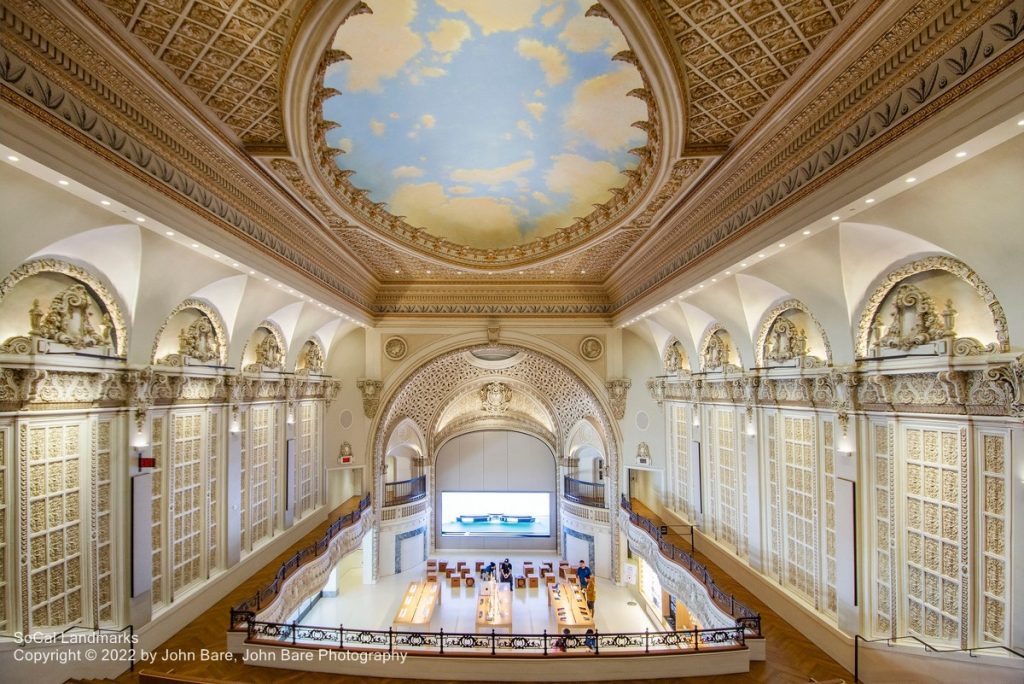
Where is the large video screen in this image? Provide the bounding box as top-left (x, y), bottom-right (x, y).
top-left (440, 491), bottom-right (551, 537)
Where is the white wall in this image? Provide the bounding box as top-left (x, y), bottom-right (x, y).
top-left (434, 430), bottom-right (556, 550)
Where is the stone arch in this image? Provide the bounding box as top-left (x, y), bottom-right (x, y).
top-left (294, 336), bottom-right (326, 374)
top-left (698, 323), bottom-right (742, 372)
top-left (369, 342), bottom-right (622, 579)
top-left (0, 257), bottom-right (129, 357)
top-left (754, 298), bottom-right (833, 367)
top-left (240, 319), bottom-right (288, 371)
top-left (854, 255), bottom-right (1009, 357)
top-left (150, 297), bottom-right (229, 366)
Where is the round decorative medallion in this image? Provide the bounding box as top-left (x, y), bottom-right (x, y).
top-left (384, 336), bottom-right (408, 361)
top-left (579, 336), bottom-right (604, 361)
top-left (636, 410), bottom-right (650, 431)
top-left (339, 409), bottom-right (353, 429)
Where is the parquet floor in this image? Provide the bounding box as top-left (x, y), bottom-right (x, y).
top-left (100, 497), bottom-right (852, 684)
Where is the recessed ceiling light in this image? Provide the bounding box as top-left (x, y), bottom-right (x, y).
top-left (248, 270), bottom-right (255, 275)
top-left (699, 284), bottom-right (704, 288)
top-left (165, 231), bottom-right (174, 236)
top-left (287, 288), bottom-right (293, 293)
top-left (277, 283), bottom-right (283, 288)
top-left (580, 269), bottom-right (586, 274)
top-left (955, 151), bottom-right (967, 158)
top-left (135, 217), bottom-right (145, 222)
top-left (688, 290), bottom-right (694, 294)
top-left (711, 278), bottom-right (717, 283)
top-left (831, 215), bottom-right (840, 221)
top-left (519, 270), bottom-right (524, 274)
top-left (725, 271), bottom-right (731, 275)
top-left (7, 155), bottom-right (20, 162)
top-left (232, 262), bottom-right (239, 267)
top-left (740, 262), bottom-right (748, 267)
top-left (264, 277), bottom-right (270, 282)
top-left (758, 253), bottom-right (766, 258)
top-left (425, 270), bottom-right (431, 274)
top-left (865, 198), bottom-right (875, 204)
top-left (58, 179), bottom-right (69, 186)
top-left (802, 230), bottom-right (811, 235)
top-left (1017, 119), bottom-right (1024, 126)
top-left (778, 242), bottom-right (786, 248)
top-left (213, 253), bottom-right (221, 258)
top-left (191, 243), bottom-right (199, 248)
top-left (905, 177), bottom-right (916, 183)
top-left (394, 269), bottom-right (400, 274)
top-left (100, 200), bottom-right (111, 206)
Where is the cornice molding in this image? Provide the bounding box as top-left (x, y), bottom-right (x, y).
top-left (609, 0), bottom-right (1024, 312)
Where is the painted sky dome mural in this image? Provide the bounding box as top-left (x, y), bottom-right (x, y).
top-left (321, 0), bottom-right (648, 250)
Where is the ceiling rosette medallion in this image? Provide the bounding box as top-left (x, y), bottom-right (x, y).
top-left (284, 0), bottom-right (680, 273)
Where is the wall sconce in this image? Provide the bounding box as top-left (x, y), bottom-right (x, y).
top-left (746, 424), bottom-right (756, 437)
top-left (229, 419), bottom-right (241, 434)
top-left (692, 415), bottom-right (700, 427)
top-left (287, 412), bottom-right (295, 425)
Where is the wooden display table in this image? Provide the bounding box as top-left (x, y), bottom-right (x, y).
top-left (393, 581), bottom-right (440, 628)
top-left (547, 581), bottom-right (594, 631)
top-left (475, 582), bottom-right (513, 633)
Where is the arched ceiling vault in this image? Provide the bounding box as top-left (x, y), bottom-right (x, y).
top-left (11, 0), bottom-right (1015, 317)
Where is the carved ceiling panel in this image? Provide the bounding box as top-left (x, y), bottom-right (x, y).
top-left (656, 0), bottom-right (857, 145)
top-left (101, 0), bottom-right (294, 143)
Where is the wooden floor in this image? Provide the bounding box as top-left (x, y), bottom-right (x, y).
top-left (100, 496), bottom-right (852, 684)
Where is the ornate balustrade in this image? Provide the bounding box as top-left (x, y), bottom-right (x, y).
top-left (620, 496), bottom-right (761, 636)
top-left (383, 474), bottom-right (426, 507)
top-left (230, 493), bottom-right (371, 629)
top-left (563, 475), bottom-right (606, 508)
top-left (246, 620), bottom-right (745, 656)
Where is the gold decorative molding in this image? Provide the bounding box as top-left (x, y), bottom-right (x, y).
top-left (295, 337), bottom-right (325, 375)
top-left (151, 297), bottom-right (229, 366)
top-left (754, 298), bottom-right (832, 368)
top-left (356, 378), bottom-right (383, 418)
top-left (241, 319), bottom-right (287, 372)
top-left (0, 258), bottom-right (128, 358)
top-left (699, 324), bottom-right (742, 373)
top-left (855, 255), bottom-right (1009, 358)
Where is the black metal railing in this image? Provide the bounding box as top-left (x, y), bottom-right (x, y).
top-left (383, 474), bottom-right (426, 506)
top-left (230, 493), bottom-right (371, 629)
top-left (620, 495), bottom-right (762, 637)
top-left (853, 634), bottom-right (1024, 682)
top-left (563, 475), bottom-right (606, 508)
top-left (245, 620), bottom-right (745, 657)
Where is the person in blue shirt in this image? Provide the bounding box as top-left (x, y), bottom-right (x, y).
top-left (584, 628), bottom-right (597, 652)
top-left (576, 559), bottom-right (592, 588)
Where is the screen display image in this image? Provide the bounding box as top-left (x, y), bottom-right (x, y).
top-left (440, 491), bottom-right (551, 537)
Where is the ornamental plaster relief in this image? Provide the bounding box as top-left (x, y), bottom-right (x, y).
top-left (151, 298), bottom-right (229, 367)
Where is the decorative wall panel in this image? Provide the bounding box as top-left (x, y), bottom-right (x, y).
top-left (170, 413), bottom-right (203, 593)
top-left (782, 415), bottom-right (817, 606)
top-left (670, 403), bottom-right (692, 519)
top-left (246, 405), bottom-right (273, 549)
top-left (708, 408), bottom-right (739, 550)
top-left (766, 411), bottom-right (782, 582)
top-left (980, 431), bottom-right (1007, 644)
top-left (821, 418), bottom-right (837, 617)
top-left (239, 410), bottom-right (248, 551)
top-left (151, 415), bottom-right (165, 608)
top-left (22, 422), bottom-right (84, 629)
top-left (902, 424), bottom-right (963, 644)
top-left (207, 408), bottom-right (220, 572)
top-left (872, 422), bottom-right (895, 637)
top-left (296, 401), bottom-right (317, 518)
top-left (92, 418), bottom-right (113, 624)
top-left (0, 428), bottom-right (7, 632)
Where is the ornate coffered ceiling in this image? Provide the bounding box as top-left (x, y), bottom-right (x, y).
top-left (3, 0), bottom-right (1021, 317)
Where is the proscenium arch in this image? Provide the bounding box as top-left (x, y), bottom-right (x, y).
top-left (368, 341), bottom-right (623, 580)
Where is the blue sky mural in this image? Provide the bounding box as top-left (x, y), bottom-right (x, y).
top-left (322, 0), bottom-right (647, 249)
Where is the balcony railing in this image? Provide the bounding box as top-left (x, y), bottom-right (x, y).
top-left (231, 493), bottom-right (371, 628)
top-left (564, 475), bottom-right (605, 508)
top-left (621, 495), bottom-right (761, 637)
top-left (384, 474), bottom-right (426, 507)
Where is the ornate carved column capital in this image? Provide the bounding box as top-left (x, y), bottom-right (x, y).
top-left (356, 378), bottom-right (384, 418)
top-left (984, 354), bottom-right (1024, 418)
top-left (646, 377), bottom-right (665, 405)
top-left (12, 368), bottom-right (48, 406)
top-left (605, 378), bottom-right (631, 420)
top-left (324, 379), bottom-right (342, 407)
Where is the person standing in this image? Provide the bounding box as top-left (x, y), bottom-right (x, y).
top-left (585, 574), bottom-right (596, 613)
top-left (499, 557), bottom-right (514, 591)
top-left (576, 559), bottom-right (592, 588)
